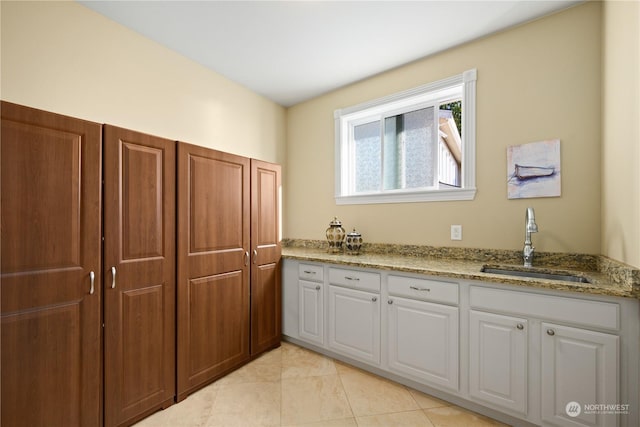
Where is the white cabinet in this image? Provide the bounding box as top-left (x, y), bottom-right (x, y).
top-left (328, 284), bottom-right (380, 365)
top-left (299, 263), bottom-right (324, 282)
top-left (469, 310), bottom-right (528, 415)
top-left (282, 259), bottom-right (299, 339)
top-left (387, 295), bottom-right (459, 391)
top-left (297, 263), bottom-right (324, 346)
top-left (541, 322), bottom-right (619, 427)
top-left (329, 267), bottom-right (381, 293)
top-left (281, 259), bottom-right (638, 427)
top-left (299, 280), bottom-right (324, 345)
top-left (470, 285), bottom-right (624, 427)
top-left (388, 274), bottom-right (458, 305)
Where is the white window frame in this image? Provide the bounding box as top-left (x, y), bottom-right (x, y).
top-left (334, 69), bottom-right (477, 205)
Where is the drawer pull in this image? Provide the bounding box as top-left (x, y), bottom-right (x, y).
top-left (516, 323), bottom-right (524, 330)
top-left (410, 286), bottom-right (430, 292)
top-left (547, 329), bottom-right (555, 336)
top-left (345, 276), bottom-right (360, 281)
top-left (387, 299), bottom-right (394, 305)
top-left (315, 285), bottom-right (321, 291)
top-left (303, 270), bottom-right (317, 274)
top-left (371, 296), bottom-right (377, 302)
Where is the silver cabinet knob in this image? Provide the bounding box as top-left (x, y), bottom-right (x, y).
top-left (371, 296), bottom-right (377, 302)
top-left (315, 285), bottom-right (321, 291)
top-left (516, 323), bottom-right (524, 330)
top-left (387, 299), bottom-right (394, 305)
top-left (547, 329), bottom-right (555, 336)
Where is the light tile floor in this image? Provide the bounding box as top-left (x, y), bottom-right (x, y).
top-left (135, 342), bottom-right (510, 427)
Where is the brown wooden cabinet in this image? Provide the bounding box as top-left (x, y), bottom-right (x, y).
top-left (103, 125), bottom-right (176, 426)
top-left (1, 102), bottom-right (103, 426)
top-left (250, 159), bottom-right (282, 355)
top-left (176, 142), bottom-right (251, 401)
top-left (176, 145), bottom-right (282, 400)
top-left (1, 102), bottom-right (282, 422)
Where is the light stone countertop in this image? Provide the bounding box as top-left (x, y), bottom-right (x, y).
top-left (282, 240), bottom-right (640, 300)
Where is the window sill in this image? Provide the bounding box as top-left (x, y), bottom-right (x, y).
top-left (335, 188), bottom-right (477, 205)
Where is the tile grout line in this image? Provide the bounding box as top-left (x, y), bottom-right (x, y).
top-left (334, 356), bottom-right (359, 425)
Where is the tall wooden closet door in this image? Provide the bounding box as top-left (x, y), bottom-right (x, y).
top-left (103, 125), bottom-right (176, 426)
top-left (250, 159), bottom-right (282, 355)
top-left (0, 102), bottom-right (102, 426)
top-left (177, 142), bottom-right (250, 401)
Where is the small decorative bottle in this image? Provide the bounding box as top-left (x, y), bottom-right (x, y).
top-left (345, 228), bottom-right (363, 255)
top-left (325, 217), bottom-right (346, 253)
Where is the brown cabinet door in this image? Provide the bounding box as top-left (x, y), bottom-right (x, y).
top-left (250, 159), bottom-right (282, 355)
top-left (1, 102), bottom-right (102, 426)
top-left (103, 126), bottom-right (176, 426)
top-left (176, 142), bottom-right (250, 401)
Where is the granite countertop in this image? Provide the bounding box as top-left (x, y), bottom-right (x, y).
top-left (282, 240), bottom-right (640, 300)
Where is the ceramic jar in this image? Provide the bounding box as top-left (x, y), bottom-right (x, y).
top-left (345, 228), bottom-right (363, 255)
top-left (326, 217), bottom-right (346, 253)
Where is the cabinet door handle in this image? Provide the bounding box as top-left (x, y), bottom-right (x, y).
top-left (304, 270), bottom-right (316, 274)
top-left (371, 296), bottom-right (377, 302)
top-left (410, 286), bottom-right (430, 292)
top-left (547, 329), bottom-right (555, 336)
top-left (345, 276), bottom-right (360, 281)
top-left (516, 323), bottom-right (524, 330)
top-left (111, 266), bottom-right (116, 289)
top-left (89, 271), bottom-right (95, 295)
top-left (315, 285), bottom-right (321, 291)
top-left (387, 299), bottom-right (393, 305)
top-left (253, 249), bottom-right (258, 264)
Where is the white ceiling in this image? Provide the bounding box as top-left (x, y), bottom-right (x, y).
top-left (79, 1), bottom-right (581, 107)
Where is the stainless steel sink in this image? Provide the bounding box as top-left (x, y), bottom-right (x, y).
top-left (481, 266), bottom-right (591, 283)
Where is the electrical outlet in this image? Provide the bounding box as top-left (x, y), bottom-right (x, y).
top-left (451, 225), bottom-right (462, 240)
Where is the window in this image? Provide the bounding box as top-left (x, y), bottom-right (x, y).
top-left (335, 69), bottom-right (477, 204)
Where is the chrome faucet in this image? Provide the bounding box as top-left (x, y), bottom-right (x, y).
top-left (523, 207), bottom-right (538, 267)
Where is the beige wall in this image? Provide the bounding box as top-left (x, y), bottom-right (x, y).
top-left (0, 1), bottom-right (286, 164)
top-left (601, 0), bottom-right (640, 268)
top-left (4, 1), bottom-right (635, 265)
top-left (286, 2), bottom-right (603, 255)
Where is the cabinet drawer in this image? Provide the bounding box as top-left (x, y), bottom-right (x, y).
top-left (470, 286), bottom-right (620, 330)
top-left (299, 263), bottom-right (323, 282)
top-left (329, 268), bottom-right (380, 293)
top-left (388, 275), bottom-right (458, 305)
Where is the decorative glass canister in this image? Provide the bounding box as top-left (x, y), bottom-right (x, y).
top-left (325, 217), bottom-right (346, 253)
top-left (345, 228), bottom-right (363, 255)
